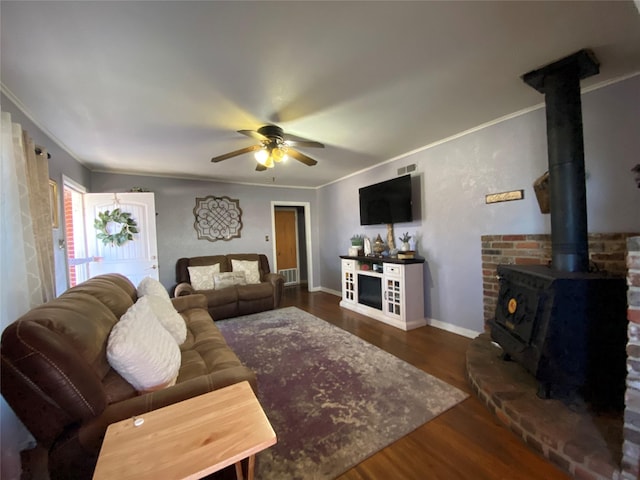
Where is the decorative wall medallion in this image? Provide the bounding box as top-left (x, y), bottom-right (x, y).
top-left (193, 196), bottom-right (243, 241)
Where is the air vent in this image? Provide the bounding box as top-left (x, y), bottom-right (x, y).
top-left (278, 268), bottom-right (298, 285)
top-left (398, 164), bottom-right (416, 176)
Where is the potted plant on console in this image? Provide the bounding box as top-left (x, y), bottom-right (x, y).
top-left (350, 234), bottom-right (364, 256)
top-left (398, 232), bottom-right (412, 251)
top-left (397, 232), bottom-right (415, 259)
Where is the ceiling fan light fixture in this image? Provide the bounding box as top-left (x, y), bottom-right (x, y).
top-left (255, 147), bottom-right (269, 165)
top-left (211, 125), bottom-right (323, 171)
top-left (272, 146), bottom-right (288, 163)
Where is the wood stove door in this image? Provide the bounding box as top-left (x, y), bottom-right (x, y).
top-left (495, 270), bottom-right (550, 346)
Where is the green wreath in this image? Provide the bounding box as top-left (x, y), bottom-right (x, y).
top-left (94, 208), bottom-right (139, 246)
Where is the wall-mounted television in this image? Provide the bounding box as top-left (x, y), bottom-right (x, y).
top-left (359, 174), bottom-right (413, 225)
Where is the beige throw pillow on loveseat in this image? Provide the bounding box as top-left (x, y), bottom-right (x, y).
top-left (187, 264), bottom-right (220, 290)
top-left (231, 259), bottom-right (261, 284)
top-left (213, 271), bottom-right (247, 290)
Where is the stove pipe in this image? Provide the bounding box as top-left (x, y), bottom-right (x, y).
top-left (522, 50), bottom-right (599, 272)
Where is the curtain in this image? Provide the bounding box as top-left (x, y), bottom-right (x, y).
top-left (23, 132), bottom-right (56, 302)
top-left (1, 111), bottom-right (55, 479)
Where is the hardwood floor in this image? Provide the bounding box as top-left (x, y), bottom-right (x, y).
top-left (22, 286), bottom-right (571, 480)
top-left (281, 286), bottom-right (570, 480)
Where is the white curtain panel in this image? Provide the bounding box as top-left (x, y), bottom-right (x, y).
top-left (0, 110), bottom-right (55, 478)
top-left (23, 131), bottom-right (55, 303)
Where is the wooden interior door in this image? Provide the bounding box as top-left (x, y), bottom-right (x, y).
top-left (274, 209), bottom-right (298, 283)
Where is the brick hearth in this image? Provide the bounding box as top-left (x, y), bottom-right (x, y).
top-left (471, 233), bottom-right (640, 480)
top-left (466, 334), bottom-right (622, 479)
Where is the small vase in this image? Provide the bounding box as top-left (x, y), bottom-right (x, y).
top-left (372, 234), bottom-right (385, 255)
top-left (401, 241), bottom-right (410, 252)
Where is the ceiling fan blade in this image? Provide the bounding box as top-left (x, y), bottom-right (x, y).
top-left (287, 148), bottom-right (318, 167)
top-left (255, 164), bottom-right (268, 172)
top-left (285, 139), bottom-right (325, 148)
top-left (211, 144), bottom-right (261, 163)
top-left (238, 129), bottom-right (269, 142)
top-left (282, 132), bottom-right (324, 148)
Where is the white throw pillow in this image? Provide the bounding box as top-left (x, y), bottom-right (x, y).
top-left (187, 264), bottom-right (220, 290)
top-left (137, 277), bottom-right (171, 303)
top-left (107, 296), bottom-right (181, 392)
top-left (213, 271), bottom-right (247, 290)
top-left (144, 294), bottom-right (187, 345)
top-left (231, 259), bottom-right (261, 284)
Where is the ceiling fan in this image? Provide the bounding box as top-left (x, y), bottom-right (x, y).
top-left (211, 125), bottom-right (324, 171)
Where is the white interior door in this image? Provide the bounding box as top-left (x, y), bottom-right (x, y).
top-left (84, 192), bottom-right (159, 285)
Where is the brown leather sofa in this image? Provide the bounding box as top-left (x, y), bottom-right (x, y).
top-left (174, 253), bottom-right (285, 320)
top-left (0, 273), bottom-right (256, 479)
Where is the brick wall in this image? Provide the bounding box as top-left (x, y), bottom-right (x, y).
top-left (481, 233), bottom-right (638, 328)
top-left (64, 188), bottom-right (77, 287)
top-left (623, 236), bottom-right (640, 480)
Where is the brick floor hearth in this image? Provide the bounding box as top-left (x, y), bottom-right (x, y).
top-left (466, 333), bottom-right (623, 480)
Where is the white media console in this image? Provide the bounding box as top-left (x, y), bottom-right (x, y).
top-left (339, 256), bottom-right (426, 331)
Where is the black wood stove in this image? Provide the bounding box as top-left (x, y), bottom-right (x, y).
top-left (488, 50), bottom-right (628, 410)
top-left (491, 265), bottom-right (627, 409)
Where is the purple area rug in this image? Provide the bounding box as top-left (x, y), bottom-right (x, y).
top-left (217, 307), bottom-right (468, 480)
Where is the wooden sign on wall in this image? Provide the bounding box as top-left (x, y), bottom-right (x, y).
top-left (485, 190), bottom-right (524, 204)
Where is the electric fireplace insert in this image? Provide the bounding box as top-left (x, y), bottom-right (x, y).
top-left (358, 274), bottom-right (382, 311)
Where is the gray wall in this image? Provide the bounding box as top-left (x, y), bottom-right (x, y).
top-left (90, 173), bottom-right (318, 291)
top-left (318, 75), bottom-right (640, 334)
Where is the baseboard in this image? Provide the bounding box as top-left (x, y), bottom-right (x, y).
top-left (317, 286), bottom-right (341, 296)
top-left (427, 317), bottom-right (481, 339)
top-left (299, 285), bottom-right (340, 296)
top-left (313, 286), bottom-right (481, 337)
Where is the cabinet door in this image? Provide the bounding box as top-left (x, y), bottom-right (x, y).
top-left (383, 264), bottom-right (403, 319)
top-left (342, 260), bottom-right (356, 303)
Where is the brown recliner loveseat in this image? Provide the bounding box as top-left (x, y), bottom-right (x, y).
top-left (174, 253), bottom-right (285, 320)
top-left (0, 273), bottom-right (256, 479)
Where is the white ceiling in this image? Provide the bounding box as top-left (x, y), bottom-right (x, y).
top-left (2, 1), bottom-right (639, 188)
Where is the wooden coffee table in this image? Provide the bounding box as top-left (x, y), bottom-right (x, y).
top-left (92, 381), bottom-right (276, 480)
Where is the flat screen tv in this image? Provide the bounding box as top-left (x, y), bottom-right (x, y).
top-left (359, 174), bottom-right (413, 225)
